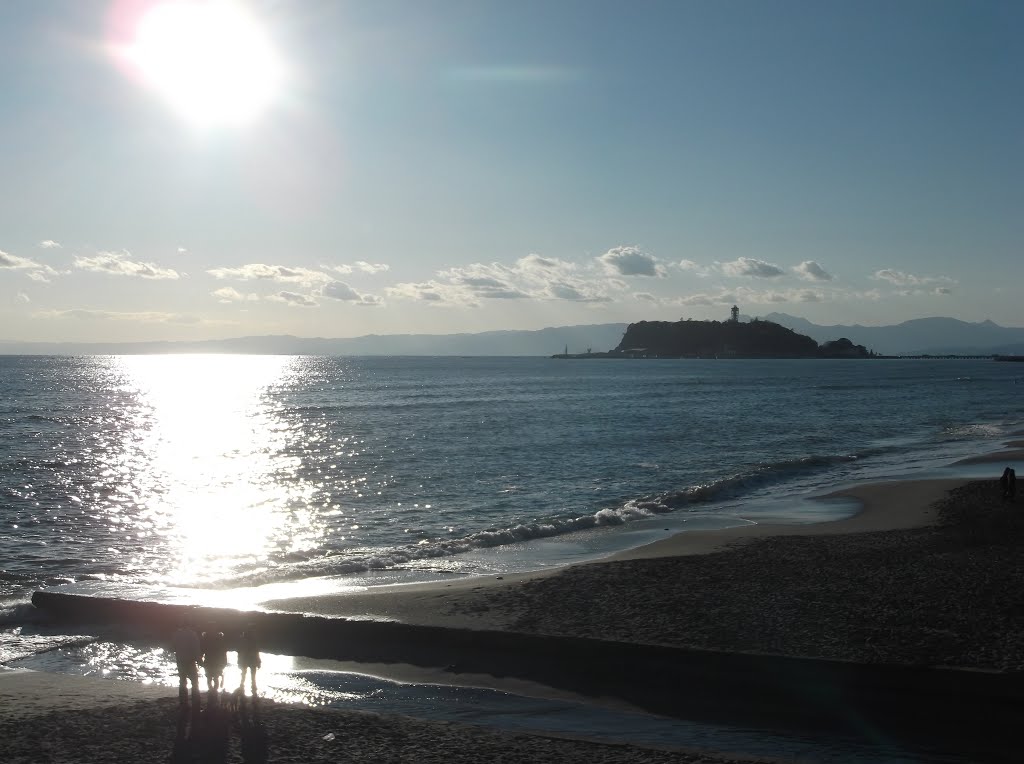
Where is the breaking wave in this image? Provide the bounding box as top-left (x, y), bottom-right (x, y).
top-left (218, 450), bottom-right (868, 587)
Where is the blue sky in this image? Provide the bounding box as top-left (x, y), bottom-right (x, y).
top-left (1, 0), bottom-right (1021, 342)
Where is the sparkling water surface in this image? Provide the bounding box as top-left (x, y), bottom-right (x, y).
top-left (3, 355), bottom-right (1020, 600)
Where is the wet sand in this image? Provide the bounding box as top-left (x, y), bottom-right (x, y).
top-left (0, 670), bottom-right (774, 764)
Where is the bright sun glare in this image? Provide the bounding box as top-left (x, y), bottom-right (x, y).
top-left (126, 1), bottom-right (285, 127)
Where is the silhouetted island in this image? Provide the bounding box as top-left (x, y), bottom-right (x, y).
top-left (554, 318), bottom-right (875, 359)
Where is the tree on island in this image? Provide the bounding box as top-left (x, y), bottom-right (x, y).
top-left (819, 337), bottom-right (875, 358)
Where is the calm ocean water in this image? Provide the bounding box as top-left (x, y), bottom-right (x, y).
top-left (0, 354), bottom-right (1019, 760)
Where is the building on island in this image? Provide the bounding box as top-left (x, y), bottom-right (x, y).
top-left (730, 305), bottom-right (739, 322)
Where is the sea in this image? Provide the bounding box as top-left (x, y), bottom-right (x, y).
top-left (1, 354), bottom-right (1021, 761)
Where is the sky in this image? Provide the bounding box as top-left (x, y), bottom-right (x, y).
top-left (1, 0), bottom-right (1021, 343)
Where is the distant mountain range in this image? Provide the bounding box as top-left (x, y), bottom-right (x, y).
top-left (761, 314), bottom-right (1024, 356)
top-left (2, 315), bottom-right (1023, 356)
top-left (0, 324), bottom-right (630, 357)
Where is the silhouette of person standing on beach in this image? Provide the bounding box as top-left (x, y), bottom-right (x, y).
top-left (1001, 467), bottom-right (1017, 500)
top-left (238, 627), bottom-right (261, 699)
top-left (171, 620), bottom-right (202, 710)
top-left (202, 629), bottom-right (228, 699)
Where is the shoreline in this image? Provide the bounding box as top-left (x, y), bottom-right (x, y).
top-left (256, 429), bottom-right (1024, 631)
top-left (257, 476), bottom-right (971, 628)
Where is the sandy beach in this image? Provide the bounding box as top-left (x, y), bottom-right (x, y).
top-left (7, 445), bottom-right (1024, 763)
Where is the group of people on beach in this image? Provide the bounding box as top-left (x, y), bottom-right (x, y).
top-left (171, 621), bottom-right (262, 711)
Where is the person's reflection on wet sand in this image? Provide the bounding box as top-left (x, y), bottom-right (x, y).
top-left (197, 703), bottom-right (231, 763)
top-left (239, 692), bottom-right (269, 764)
top-left (171, 706), bottom-right (191, 763)
top-left (170, 691), bottom-right (233, 763)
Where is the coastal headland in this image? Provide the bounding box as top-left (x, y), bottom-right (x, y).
top-left (12, 443), bottom-right (1024, 763)
top-left (553, 318), bottom-right (875, 359)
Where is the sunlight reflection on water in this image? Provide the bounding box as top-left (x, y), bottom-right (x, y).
top-left (113, 355), bottom-right (319, 586)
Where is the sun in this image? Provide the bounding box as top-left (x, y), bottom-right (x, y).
top-left (125, 1), bottom-right (285, 128)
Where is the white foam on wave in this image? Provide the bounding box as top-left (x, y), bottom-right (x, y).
top-left (0, 628), bottom-right (97, 666)
top-left (213, 449), bottom-right (880, 587)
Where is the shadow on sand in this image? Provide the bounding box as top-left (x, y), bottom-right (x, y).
top-left (171, 691), bottom-right (267, 763)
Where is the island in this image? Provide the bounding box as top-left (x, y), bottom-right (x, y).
top-left (554, 314), bottom-right (874, 359)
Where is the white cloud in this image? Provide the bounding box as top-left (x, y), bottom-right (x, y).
top-left (852, 289), bottom-right (883, 302)
top-left (526, 254), bottom-right (612, 300)
top-left (676, 285), bottom-right (825, 307)
top-left (74, 251), bottom-right (180, 280)
top-left (677, 291), bottom-right (737, 307)
top-left (892, 285), bottom-right (955, 298)
top-left (1, 251), bottom-right (41, 269)
top-left (719, 257), bottom-right (785, 278)
top-left (1, 249), bottom-right (59, 282)
top-left (633, 292), bottom-right (658, 302)
top-left (519, 254), bottom-right (562, 271)
top-left (387, 280), bottom-right (479, 306)
top-left (872, 269), bottom-right (955, 287)
top-left (324, 281), bottom-right (360, 301)
top-left (177, 247), bottom-right (188, 254)
top-left (598, 246), bottom-right (667, 277)
top-left (38, 240), bottom-right (61, 249)
top-left (736, 286), bottom-right (826, 304)
top-left (329, 261), bottom-right (390, 276)
top-left (207, 263), bottom-right (331, 286)
top-left (438, 264), bottom-right (532, 299)
top-left (322, 280), bottom-right (384, 306)
top-left (268, 290), bottom-right (318, 307)
top-left (391, 253), bottom-right (615, 306)
top-left (211, 287), bottom-right (259, 303)
top-left (793, 261), bottom-right (833, 282)
top-left (547, 283), bottom-right (612, 303)
top-left (796, 289), bottom-right (824, 302)
top-left (677, 259), bottom-right (712, 277)
top-left (873, 269), bottom-right (918, 286)
top-left (516, 254), bottom-right (612, 301)
top-left (354, 261), bottom-right (389, 274)
top-left (39, 308), bottom-right (201, 323)
top-left (16, 291), bottom-right (30, 303)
